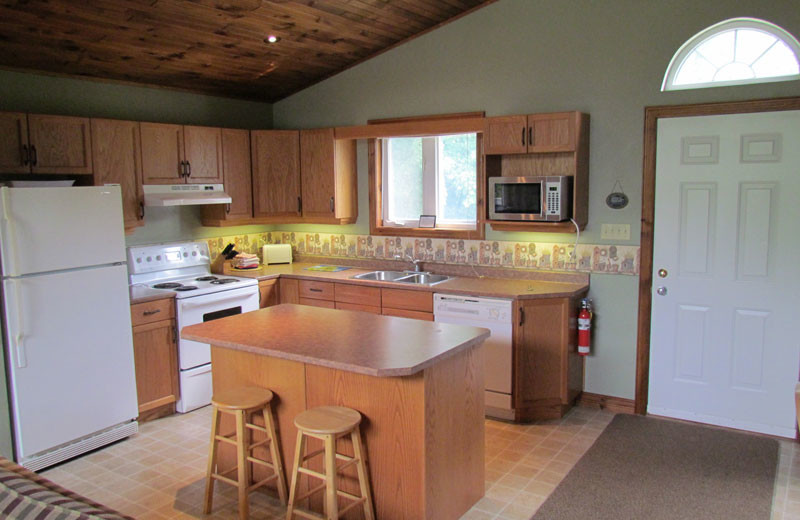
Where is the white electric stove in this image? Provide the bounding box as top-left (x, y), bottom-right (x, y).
top-left (128, 242), bottom-right (259, 412)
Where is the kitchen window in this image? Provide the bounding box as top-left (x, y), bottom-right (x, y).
top-left (381, 133), bottom-right (477, 229)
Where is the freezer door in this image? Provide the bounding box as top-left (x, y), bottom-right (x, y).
top-left (0, 186), bottom-right (126, 277)
top-left (2, 264), bottom-right (138, 460)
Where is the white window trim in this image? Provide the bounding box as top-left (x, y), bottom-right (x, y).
top-left (381, 135), bottom-right (477, 230)
top-left (662, 17), bottom-right (800, 91)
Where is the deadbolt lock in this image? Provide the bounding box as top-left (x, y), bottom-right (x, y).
top-left (658, 268), bottom-right (668, 278)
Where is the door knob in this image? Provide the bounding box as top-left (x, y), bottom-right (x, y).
top-left (656, 286), bottom-right (668, 296)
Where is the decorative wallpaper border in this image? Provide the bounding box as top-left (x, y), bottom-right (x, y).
top-left (204, 230), bottom-right (640, 276)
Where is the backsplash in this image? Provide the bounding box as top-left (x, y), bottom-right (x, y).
top-left (203, 231), bottom-right (640, 276)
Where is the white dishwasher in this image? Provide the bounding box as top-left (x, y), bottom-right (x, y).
top-left (434, 294), bottom-right (514, 420)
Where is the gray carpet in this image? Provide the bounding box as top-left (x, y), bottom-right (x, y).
top-left (532, 414), bottom-right (779, 520)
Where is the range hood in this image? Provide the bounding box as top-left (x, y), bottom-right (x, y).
top-left (143, 184), bottom-right (232, 206)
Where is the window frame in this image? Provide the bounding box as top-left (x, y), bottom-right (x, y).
top-left (380, 134), bottom-right (478, 230)
top-left (368, 116), bottom-right (485, 240)
top-left (662, 17), bottom-right (800, 91)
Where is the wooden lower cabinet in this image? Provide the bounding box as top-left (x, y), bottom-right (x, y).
top-left (130, 300), bottom-right (178, 421)
top-left (278, 278), bottom-right (299, 304)
top-left (381, 288), bottom-right (433, 320)
top-left (258, 279), bottom-right (279, 308)
top-left (336, 301), bottom-right (381, 314)
top-left (131, 316), bottom-right (179, 421)
top-left (513, 295), bottom-right (584, 421)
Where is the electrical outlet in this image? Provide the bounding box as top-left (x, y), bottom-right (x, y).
top-left (601, 223), bottom-right (631, 241)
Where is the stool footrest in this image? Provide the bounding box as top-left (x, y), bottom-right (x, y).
top-left (297, 467), bottom-right (326, 480)
top-left (248, 438), bottom-right (271, 450)
top-left (337, 489), bottom-right (362, 502)
top-left (296, 482), bottom-right (328, 502)
top-left (211, 473), bottom-right (238, 487)
top-left (248, 473), bottom-right (279, 492)
top-left (338, 496), bottom-right (368, 516)
top-left (247, 456), bottom-right (276, 468)
top-left (214, 434), bottom-right (238, 446)
top-left (246, 423), bottom-right (269, 434)
top-left (291, 509), bottom-right (325, 520)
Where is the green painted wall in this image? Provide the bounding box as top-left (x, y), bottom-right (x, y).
top-left (273, 0), bottom-right (800, 399)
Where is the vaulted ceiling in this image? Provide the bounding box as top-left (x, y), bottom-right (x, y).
top-left (0, 0), bottom-right (496, 103)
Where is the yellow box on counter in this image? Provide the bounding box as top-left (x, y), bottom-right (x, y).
top-left (262, 244), bottom-right (292, 265)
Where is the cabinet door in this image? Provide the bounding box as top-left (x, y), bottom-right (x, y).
top-left (484, 115), bottom-right (527, 155)
top-left (527, 112), bottom-right (576, 152)
top-left (259, 279), bottom-right (279, 308)
top-left (132, 318), bottom-right (179, 413)
top-left (27, 114), bottom-right (92, 174)
top-left (252, 130), bottom-right (301, 218)
top-left (184, 125), bottom-right (223, 184)
top-left (0, 112), bottom-right (30, 173)
top-left (300, 128), bottom-right (336, 218)
top-left (202, 128), bottom-right (252, 223)
top-left (140, 122), bottom-right (184, 184)
top-left (91, 119), bottom-right (143, 230)
top-left (278, 278), bottom-right (299, 304)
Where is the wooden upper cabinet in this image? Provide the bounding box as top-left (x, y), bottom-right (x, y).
top-left (251, 130), bottom-right (301, 218)
top-left (183, 125), bottom-right (223, 184)
top-left (25, 114), bottom-right (92, 174)
top-left (0, 112), bottom-right (30, 173)
top-left (201, 128), bottom-right (252, 224)
top-left (300, 128), bottom-right (357, 222)
top-left (528, 112), bottom-right (576, 152)
top-left (485, 112), bottom-right (577, 155)
top-left (484, 115), bottom-right (527, 155)
top-left (91, 118), bottom-right (143, 230)
top-left (140, 122), bottom-right (184, 184)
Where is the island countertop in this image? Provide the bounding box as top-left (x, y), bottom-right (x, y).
top-left (181, 303), bottom-right (490, 377)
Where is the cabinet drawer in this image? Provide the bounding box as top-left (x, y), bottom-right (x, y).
top-left (299, 280), bottom-right (335, 300)
top-left (336, 302), bottom-right (381, 314)
top-left (381, 288), bottom-right (433, 312)
top-left (131, 299), bottom-right (175, 327)
top-left (299, 297), bottom-right (336, 309)
top-left (382, 307), bottom-right (434, 321)
top-left (335, 283), bottom-right (381, 307)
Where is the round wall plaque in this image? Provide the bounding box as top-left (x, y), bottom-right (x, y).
top-left (606, 192), bottom-right (629, 209)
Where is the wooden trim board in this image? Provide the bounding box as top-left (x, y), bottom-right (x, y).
top-left (577, 392), bottom-right (635, 414)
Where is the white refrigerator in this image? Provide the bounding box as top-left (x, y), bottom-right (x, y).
top-left (0, 186), bottom-right (139, 471)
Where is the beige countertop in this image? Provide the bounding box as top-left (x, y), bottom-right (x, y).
top-left (223, 262), bottom-right (589, 299)
top-left (181, 303), bottom-right (490, 377)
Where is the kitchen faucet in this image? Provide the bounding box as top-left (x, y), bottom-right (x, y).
top-left (395, 254), bottom-right (424, 273)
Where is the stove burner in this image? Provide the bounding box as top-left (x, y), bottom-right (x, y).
top-left (210, 278), bottom-right (240, 285)
top-left (174, 286), bottom-right (198, 292)
top-left (196, 276), bottom-right (218, 282)
top-left (153, 282), bottom-right (182, 289)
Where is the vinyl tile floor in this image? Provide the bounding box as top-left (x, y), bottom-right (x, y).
top-left (39, 405), bottom-right (797, 520)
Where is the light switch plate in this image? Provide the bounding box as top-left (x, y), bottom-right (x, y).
top-left (601, 223), bottom-right (631, 241)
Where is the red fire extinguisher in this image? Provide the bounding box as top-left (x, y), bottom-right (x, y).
top-left (578, 298), bottom-right (592, 356)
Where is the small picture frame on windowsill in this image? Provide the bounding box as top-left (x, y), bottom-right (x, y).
top-left (418, 215), bottom-right (436, 228)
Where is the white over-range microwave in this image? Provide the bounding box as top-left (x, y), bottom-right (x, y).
top-left (488, 175), bottom-right (572, 222)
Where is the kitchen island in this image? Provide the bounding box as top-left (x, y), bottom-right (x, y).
top-left (181, 303), bottom-right (490, 520)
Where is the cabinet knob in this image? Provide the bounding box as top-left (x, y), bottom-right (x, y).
top-left (21, 144), bottom-right (29, 166)
top-left (225, 203), bottom-right (231, 214)
top-left (521, 127), bottom-right (526, 147)
top-left (329, 196), bottom-right (335, 213)
top-left (297, 196), bottom-right (302, 213)
top-left (143, 309), bottom-right (161, 316)
top-left (30, 145), bottom-right (37, 166)
top-left (528, 127), bottom-right (532, 146)
top-left (186, 161), bottom-right (191, 177)
top-left (139, 202), bottom-right (145, 220)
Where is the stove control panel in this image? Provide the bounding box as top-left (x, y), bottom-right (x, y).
top-left (127, 242), bottom-right (210, 274)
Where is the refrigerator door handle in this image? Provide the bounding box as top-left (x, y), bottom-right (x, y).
top-left (1, 187), bottom-right (20, 277)
top-left (7, 279), bottom-right (27, 368)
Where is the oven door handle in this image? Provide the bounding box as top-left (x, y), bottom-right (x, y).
top-left (178, 292), bottom-right (255, 309)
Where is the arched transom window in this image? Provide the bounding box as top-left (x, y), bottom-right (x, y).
top-left (662, 17), bottom-right (800, 91)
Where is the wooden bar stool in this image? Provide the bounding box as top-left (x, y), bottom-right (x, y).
top-left (286, 406), bottom-right (375, 520)
top-left (204, 386), bottom-right (288, 520)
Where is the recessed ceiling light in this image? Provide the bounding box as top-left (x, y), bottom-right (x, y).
top-left (265, 35), bottom-right (280, 44)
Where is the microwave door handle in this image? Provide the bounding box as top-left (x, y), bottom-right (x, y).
top-left (179, 293), bottom-right (253, 309)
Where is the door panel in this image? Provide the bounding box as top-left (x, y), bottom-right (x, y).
top-left (91, 119), bottom-right (143, 230)
top-left (649, 110), bottom-right (800, 437)
top-left (0, 112), bottom-right (29, 173)
top-left (251, 130), bottom-right (300, 217)
top-left (183, 125), bottom-right (222, 184)
top-left (300, 128), bottom-right (336, 218)
top-left (27, 115), bottom-right (92, 174)
top-left (140, 122), bottom-right (184, 184)
top-left (2, 265), bottom-right (137, 459)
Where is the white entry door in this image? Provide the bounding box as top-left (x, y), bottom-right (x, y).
top-left (649, 110), bottom-right (800, 438)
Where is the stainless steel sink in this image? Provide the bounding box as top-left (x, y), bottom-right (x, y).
top-left (352, 270), bottom-right (409, 281)
top-left (396, 273), bottom-right (451, 285)
top-left (352, 270), bottom-right (451, 286)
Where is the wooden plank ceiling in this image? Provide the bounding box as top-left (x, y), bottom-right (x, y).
top-left (0, 0), bottom-right (496, 103)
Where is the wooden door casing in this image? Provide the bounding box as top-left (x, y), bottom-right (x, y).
top-left (91, 118), bottom-right (143, 230)
top-left (140, 122), bottom-right (184, 184)
top-left (251, 130), bottom-right (301, 218)
top-left (0, 111), bottom-right (30, 173)
top-left (183, 125), bottom-right (223, 184)
top-left (202, 128), bottom-right (253, 224)
top-left (27, 114), bottom-right (92, 174)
